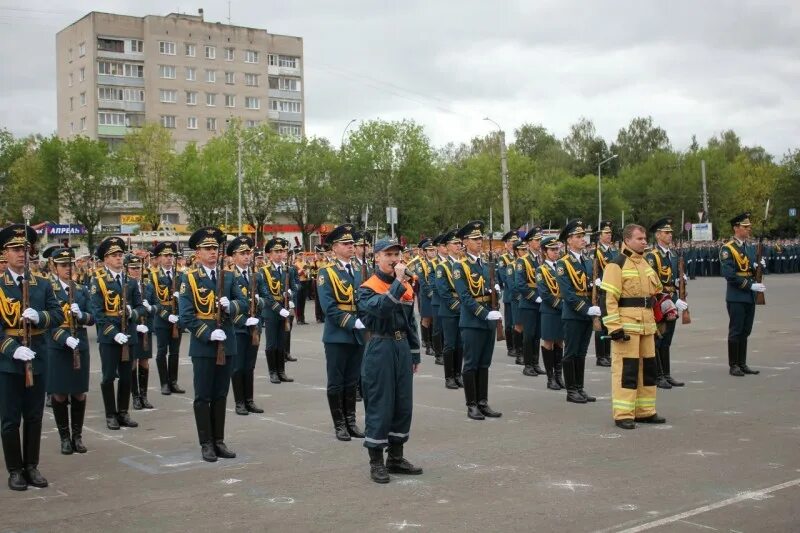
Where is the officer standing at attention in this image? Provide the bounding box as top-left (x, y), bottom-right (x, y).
top-left (0, 225), bottom-right (63, 491)
top-left (149, 242), bottom-right (185, 396)
top-left (453, 221), bottom-right (503, 420)
top-left (428, 234), bottom-right (447, 366)
top-left (91, 237), bottom-right (145, 430)
top-left (720, 212), bottom-right (765, 377)
top-left (412, 239), bottom-right (436, 359)
top-left (536, 236), bottom-right (566, 390)
top-left (317, 224), bottom-right (366, 441)
top-left (515, 226), bottom-right (545, 374)
top-left (127, 254), bottom-right (154, 410)
top-left (555, 219), bottom-right (600, 404)
top-left (358, 238), bottom-right (422, 484)
top-left (593, 220), bottom-right (617, 367)
top-left (179, 227), bottom-right (246, 462)
top-left (600, 223), bottom-right (666, 429)
top-left (226, 236), bottom-right (262, 416)
top-left (435, 230), bottom-right (464, 389)
top-left (498, 230), bottom-right (521, 360)
top-left (258, 238), bottom-right (294, 384)
top-left (47, 247), bottom-right (94, 455)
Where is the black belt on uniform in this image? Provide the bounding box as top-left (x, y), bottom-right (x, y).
top-left (370, 331), bottom-right (407, 340)
top-left (618, 297), bottom-right (653, 308)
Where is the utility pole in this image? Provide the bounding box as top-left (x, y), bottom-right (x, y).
top-left (484, 117), bottom-right (510, 233)
top-left (700, 159), bottom-right (709, 222)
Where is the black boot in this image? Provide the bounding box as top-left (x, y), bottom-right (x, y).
top-left (212, 399), bottom-right (236, 458)
top-left (101, 382), bottom-right (120, 430)
top-left (513, 330), bottom-right (524, 359)
top-left (131, 368), bottom-right (143, 410)
top-left (655, 348), bottom-right (673, 389)
top-left (554, 346), bottom-right (566, 389)
top-left (156, 355), bottom-right (171, 395)
top-left (504, 325), bottom-right (514, 356)
top-left (343, 386), bottom-right (365, 438)
top-left (117, 378), bottom-right (138, 428)
top-left (22, 420), bottom-right (47, 488)
top-left (542, 347), bottom-right (560, 390)
top-left (595, 331), bottom-right (611, 367)
top-left (168, 353), bottom-right (185, 393)
top-left (267, 348), bottom-right (280, 383)
top-left (476, 368), bottom-right (502, 417)
top-left (139, 367), bottom-right (154, 408)
top-left (575, 357), bottom-right (596, 402)
top-left (368, 447), bottom-right (390, 483)
top-left (443, 349), bottom-right (458, 389)
top-left (386, 443), bottom-right (423, 475)
top-left (2, 431), bottom-right (26, 491)
top-left (661, 347), bottom-right (684, 386)
top-left (276, 350), bottom-right (293, 382)
top-left (193, 402), bottom-right (216, 462)
top-left (327, 392), bottom-right (351, 441)
top-left (739, 338), bottom-right (759, 375)
top-left (421, 324), bottom-right (431, 355)
top-left (244, 369), bottom-right (264, 413)
top-left (355, 381), bottom-right (362, 402)
top-left (563, 359), bottom-right (586, 403)
top-left (52, 398), bottom-right (73, 455)
top-left (70, 397), bottom-right (87, 453)
top-left (463, 371), bottom-right (484, 420)
top-left (530, 339), bottom-right (545, 375)
top-left (453, 345), bottom-right (464, 386)
top-left (728, 340), bottom-right (744, 376)
top-left (522, 337), bottom-right (538, 376)
top-left (232, 371), bottom-right (248, 415)
top-left (432, 329), bottom-right (443, 362)
top-left (284, 333), bottom-right (297, 362)
top-left (454, 372), bottom-right (464, 388)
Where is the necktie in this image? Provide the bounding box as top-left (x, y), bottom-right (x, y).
top-left (65, 286), bottom-right (70, 294)
top-left (243, 271), bottom-right (249, 284)
top-left (115, 274), bottom-right (121, 285)
top-left (346, 264), bottom-right (353, 278)
top-left (277, 266), bottom-right (282, 278)
top-left (167, 271), bottom-right (172, 285)
top-left (210, 269), bottom-right (216, 284)
top-left (16, 275), bottom-right (23, 287)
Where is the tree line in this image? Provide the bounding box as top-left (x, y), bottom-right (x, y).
top-left (1, 115), bottom-right (798, 251)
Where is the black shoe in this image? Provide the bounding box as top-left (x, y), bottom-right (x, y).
top-left (579, 389), bottom-right (596, 402)
top-left (277, 372), bottom-right (294, 383)
top-left (729, 365), bottom-right (745, 377)
top-left (8, 470), bottom-right (27, 491)
top-left (386, 444), bottom-right (423, 475)
top-left (368, 448), bottom-right (390, 484)
top-left (454, 374), bottom-right (464, 388)
top-left (597, 357), bottom-right (611, 367)
top-left (214, 441), bottom-right (236, 458)
top-left (515, 355), bottom-right (524, 365)
top-left (60, 435), bottom-right (74, 455)
top-left (477, 401), bottom-right (502, 418)
top-left (615, 419), bottom-right (636, 430)
top-left (235, 402), bottom-right (249, 416)
top-left (140, 395), bottom-right (154, 409)
top-left (445, 377), bottom-right (459, 389)
top-left (740, 365), bottom-right (760, 375)
top-left (132, 396), bottom-right (144, 410)
top-left (161, 383), bottom-right (172, 395)
top-left (201, 443), bottom-right (217, 462)
top-left (522, 366), bottom-right (538, 376)
top-left (169, 382), bottom-right (185, 394)
top-left (284, 353), bottom-right (297, 362)
top-left (117, 412), bottom-right (138, 428)
top-left (71, 436), bottom-right (87, 454)
top-left (245, 400), bottom-right (264, 414)
top-left (269, 372), bottom-right (281, 384)
top-left (547, 377), bottom-right (561, 390)
top-left (434, 355), bottom-right (444, 366)
top-left (635, 414), bottom-right (666, 424)
top-left (656, 376), bottom-right (673, 389)
top-left (566, 390), bottom-right (587, 403)
top-left (23, 466), bottom-right (48, 488)
top-left (467, 404), bottom-right (485, 420)
top-left (106, 416), bottom-right (120, 430)
top-left (666, 375), bottom-right (685, 387)
top-left (531, 363), bottom-right (545, 375)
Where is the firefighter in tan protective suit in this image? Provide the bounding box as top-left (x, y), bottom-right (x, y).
top-left (600, 223), bottom-right (667, 430)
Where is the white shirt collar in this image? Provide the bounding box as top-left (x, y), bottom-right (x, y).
top-left (546, 259), bottom-right (557, 268)
top-left (467, 252), bottom-right (480, 262)
top-left (448, 255), bottom-right (459, 263)
top-left (59, 279), bottom-right (70, 290)
top-left (734, 238), bottom-right (744, 246)
top-left (106, 267), bottom-right (122, 276)
top-left (272, 262), bottom-right (282, 270)
top-left (338, 259), bottom-right (351, 270)
top-left (570, 249), bottom-right (583, 261)
top-left (7, 267), bottom-right (22, 280)
top-left (658, 244), bottom-right (670, 254)
top-left (202, 265), bottom-right (215, 277)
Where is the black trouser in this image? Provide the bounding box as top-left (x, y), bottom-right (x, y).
top-left (727, 301), bottom-right (755, 342)
top-left (296, 281), bottom-right (310, 322)
top-left (0, 372), bottom-right (46, 472)
top-left (155, 327), bottom-right (181, 385)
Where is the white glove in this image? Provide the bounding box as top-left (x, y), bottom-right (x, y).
top-left (494, 283), bottom-right (502, 293)
top-left (354, 318), bottom-right (366, 330)
top-left (289, 301), bottom-right (295, 309)
top-left (683, 274), bottom-right (689, 282)
top-left (595, 278), bottom-right (602, 287)
top-left (750, 283), bottom-right (766, 293)
top-left (70, 303), bottom-right (83, 319)
top-left (173, 291), bottom-right (180, 300)
top-left (218, 296), bottom-right (231, 313)
top-left (759, 258), bottom-right (767, 269)
top-left (486, 310), bottom-right (502, 321)
top-left (587, 306), bottom-right (602, 317)
top-left (114, 333), bottom-right (129, 345)
top-left (255, 294), bottom-right (261, 303)
top-left (66, 337), bottom-right (80, 349)
top-left (535, 296), bottom-right (542, 303)
top-left (210, 329), bottom-right (227, 341)
top-left (136, 324), bottom-right (149, 334)
top-left (126, 305), bottom-right (132, 315)
top-left (286, 289), bottom-right (293, 297)
top-left (279, 309), bottom-right (291, 318)
top-left (142, 299), bottom-right (152, 312)
top-left (245, 317), bottom-right (259, 327)
top-left (12, 346), bottom-right (35, 361)
top-left (22, 308), bottom-right (39, 324)
top-left (168, 314), bottom-right (179, 324)
top-left (675, 299), bottom-right (689, 312)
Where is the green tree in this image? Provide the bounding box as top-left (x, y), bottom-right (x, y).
top-left (170, 140), bottom-right (236, 229)
top-left (563, 117), bottom-right (611, 177)
top-left (612, 116), bottom-right (671, 168)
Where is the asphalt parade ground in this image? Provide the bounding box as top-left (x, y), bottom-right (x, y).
top-left (1, 275), bottom-right (798, 533)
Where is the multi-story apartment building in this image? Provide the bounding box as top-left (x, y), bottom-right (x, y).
top-left (55, 10), bottom-right (304, 232)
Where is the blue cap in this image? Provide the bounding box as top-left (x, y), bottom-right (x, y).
top-left (373, 238), bottom-right (403, 253)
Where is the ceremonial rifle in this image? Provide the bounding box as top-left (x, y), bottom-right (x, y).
top-left (488, 232), bottom-right (505, 342)
top-left (590, 232), bottom-right (602, 332)
top-left (249, 262), bottom-right (260, 346)
top-left (754, 199), bottom-right (769, 306)
top-left (120, 264), bottom-right (129, 363)
top-left (21, 205), bottom-right (34, 387)
top-left (284, 252), bottom-right (293, 333)
top-left (678, 236), bottom-right (691, 324)
top-left (139, 276), bottom-right (149, 352)
top-left (171, 259), bottom-right (180, 339)
top-left (215, 238), bottom-right (226, 365)
top-left (68, 257), bottom-right (81, 369)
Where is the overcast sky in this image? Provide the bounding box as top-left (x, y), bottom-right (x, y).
top-left (1, 0), bottom-right (798, 156)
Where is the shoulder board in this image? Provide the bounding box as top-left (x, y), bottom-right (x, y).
top-left (612, 254), bottom-right (627, 268)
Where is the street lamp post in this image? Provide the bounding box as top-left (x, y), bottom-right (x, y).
top-left (237, 131), bottom-right (264, 235)
top-left (483, 117), bottom-right (510, 233)
top-left (341, 118), bottom-right (357, 148)
top-left (597, 154), bottom-right (618, 229)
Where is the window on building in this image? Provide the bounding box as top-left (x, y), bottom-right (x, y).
top-left (245, 96), bottom-right (259, 109)
top-left (244, 50), bottom-right (258, 63)
top-left (206, 93), bottom-right (217, 106)
top-left (96, 38), bottom-right (123, 53)
top-left (268, 54), bottom-right (299, 68)
top-left (124, 88), bottom-right (144, 102)
top-left (278, 123), bottom-right (302, 137)
top-left (205, 69), bottom-right (216, 83)
top-left (225, 94), bottom-right (235, 108)
top-left (159, 65), bottom-right (176, 79)
top-left (205, 45), bottom-right (216, 59)
top-left (185, 66), bottom-right (196, 81)
top-left (269, 99), bottom-right (302, 113)
top-left (79, 67), bottom-right (85, 82)
top-left (98, 112), bottom-right (125, 126)
top-left (79, 42), bottom-right (86, 56)
top-left (124, 63), bottom-right (143, 77)
top-left (245, 119), bottom-right (260, 128)
top-left (69, 97), bottom-right (74, 111)
top-left (99, 87), bottom-right (119, 101)
top-left (160, 115), bottom-right (176, 129)
top-left (186, 91), bottom-right (197, 105)
top-left (159, 41), bottom-right (176, 55)
top-left (159, 89), bottom-right (177, 103)
top-left (206, 117), bottom-right (217, 131)
top-left (187, 116), bottom-right (198, 130)
top-left (225, 47), bottom-right (234, 61)
top-left (245, 73), bottom-right (259, 86)
top-left (225, 71), bottom-right (235, 84)
top-left (80, 92), bottom-right (86, 106)
top-left (130, 39), bottom-right (144, 53)
top-left (80, 117), bottom-right (86, 130)
top-left (185, 43), bottom-right (196, 57)
top-left (126, 113), bottom-right (145, 127)
top-left (269, 76), bottom-right (301, 91)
